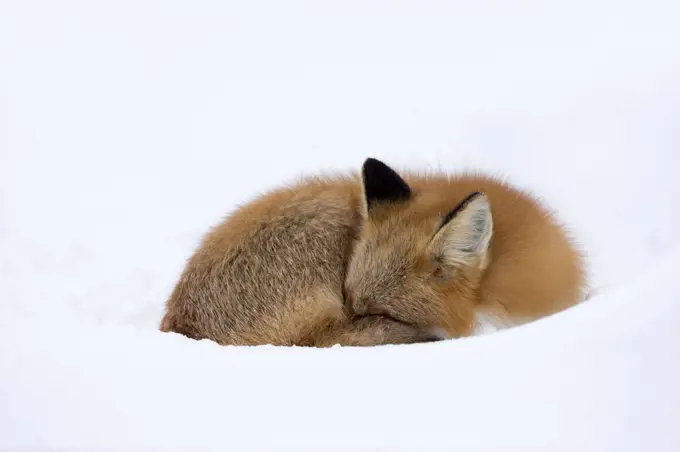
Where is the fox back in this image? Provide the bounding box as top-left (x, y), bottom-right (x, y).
top-left (160, 158), bottom-right (586, 345)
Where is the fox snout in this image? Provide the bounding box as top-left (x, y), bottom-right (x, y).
top-left (419, 333), bottom-right (446, 343)
top-left (343, 293), bottom-right (448, 344)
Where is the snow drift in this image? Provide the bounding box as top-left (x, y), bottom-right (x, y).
top-left (1, 248), bottom-right (679, 452)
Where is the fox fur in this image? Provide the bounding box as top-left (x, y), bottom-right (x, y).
top-left (160, 158), bottom-right (586, 346)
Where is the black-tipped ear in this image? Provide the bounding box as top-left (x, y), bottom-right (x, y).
top-left (361, 158), bottom-right (411, 211)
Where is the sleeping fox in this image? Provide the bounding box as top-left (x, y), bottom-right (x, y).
top-left (160, 158), bottom-right (586, 346)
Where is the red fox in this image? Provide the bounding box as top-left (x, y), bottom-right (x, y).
top-left (160, 158), bottom-right (586, 346)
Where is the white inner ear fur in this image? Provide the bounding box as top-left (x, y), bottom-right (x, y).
top-left (428, 194), bottom-right (493, 268)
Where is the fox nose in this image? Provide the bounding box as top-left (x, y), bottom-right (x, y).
top-left (420, 334), bottom-right (444, 343)
top-left (427, 327), bottom-right (451, 340)
top-left (416, 327), bottom-right (450, 343)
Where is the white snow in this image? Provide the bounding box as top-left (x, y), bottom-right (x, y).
top-left (1, 1), bottom-right (679, 451)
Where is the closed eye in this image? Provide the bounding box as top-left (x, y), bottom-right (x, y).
top-left (357, 312), bottom-right (413, 328)
top-left (353, 313), bottom-right (445, 343)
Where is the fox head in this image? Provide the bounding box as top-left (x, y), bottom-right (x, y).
top-left (344, 158), bottom-right (493, 339)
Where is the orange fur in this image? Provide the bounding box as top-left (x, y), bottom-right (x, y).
top-left (160, 159), bottom-right (586, 346)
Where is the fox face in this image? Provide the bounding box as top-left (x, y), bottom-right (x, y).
top-left (344, 158), bottom-right (494, 339)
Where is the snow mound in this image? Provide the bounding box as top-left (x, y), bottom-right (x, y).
top-left (1, 249), bottom-right (679, 452)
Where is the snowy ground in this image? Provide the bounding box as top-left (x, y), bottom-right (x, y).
top-left (1, 1), bottom-right (680, 451)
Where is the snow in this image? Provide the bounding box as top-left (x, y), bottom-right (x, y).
top-left (1, 0), bottom-right (679, 451)
top-left (1, 248), bottom-right (679, 452)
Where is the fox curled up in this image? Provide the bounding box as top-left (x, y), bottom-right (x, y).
top-left (160, 158), bottom-right (586, 346)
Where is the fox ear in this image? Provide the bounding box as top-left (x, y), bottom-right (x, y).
top-left (361, 158), bottom-right (411, 213)
top-left (428, 192), bottom-right (493, 268)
